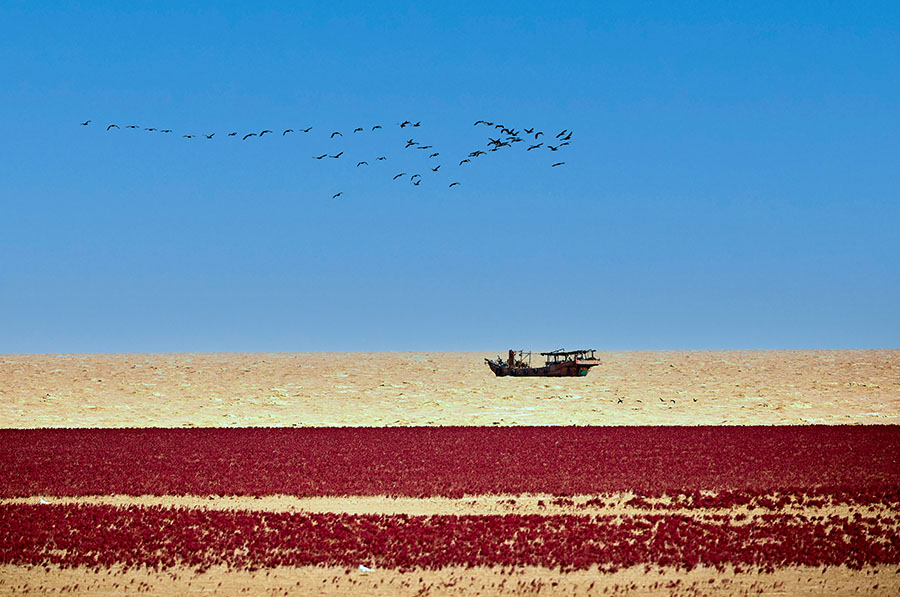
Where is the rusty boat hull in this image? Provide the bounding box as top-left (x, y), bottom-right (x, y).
top-left (485, 358), bottom-right (600, 377)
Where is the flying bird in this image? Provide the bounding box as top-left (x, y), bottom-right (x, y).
top-left (527, 143), bottom-right (543, 151)
top-left (559, 141), bottom-right (570, 147)
top-left (547, 145), bottom-right (558, 151)
top-left (301, 127), bottom-right (313, 132)
top-left (144, 127), bottom-right (157, 131)
top-left (474, 120), bottom-right (485, 126)
top-left (228, 132), bottom-right (237, 136)
top-left (556, 129), bottom-right (568, 138)
top-left (330, 131), bottom-right (342, 138)
top-left (372, 125), bottom-right (382, 130)
top-left (356, 161), bottom-right (368, 167)
top-left (332, 192), bottom-right (343, 199)
top-left (418, 145), bottom-right (433, 150)
top-left (313, 154), bottom-right (327, 159)
top-left (204, 133), bottom-right (214, 139)
top-left (413, 179), bottom-right (421, 186)
top-left (353, 127), bottom-right (363, 133)
top-left (160, 129), bottom-right (173, 133)
top-left (106, 124), bottom-right (119, 130)
top-left (80, 120), bottom-right (91, 126)
top-left (126, 125), bottom-right (139, 129)
top-left (459, 159), bottom-right (470, 165)
top-left (329, 151), bottom-right (343, 158)
top-left (243, 133), bottom-right (256, 140)
top-left (376, 156), bottom-right (387, 160)
top-left (534, 131), bottom-right (544, 139)
top-left (551, 162), bottom-right (565, 167)
top-left (431, 165), bottom-right (440, 172)
top-left (524, 128), bottom-right (534, 134)
top-left (449, 182), bottom-right (460, 187)
top-left (411, 174), bottom-right (421, 180)
top-left (283, 129), bottom-right (294, 135)
top-left (183, 134), bottom-right (194, 138)
top-left (259, 130), bottom-right (272, 136)
top-left (412, 121), bottom-right (421, 127)
top-left (429, 152), bottom-right (439, 158)
top-left (399, 120), bottom-right (411, 128)
top-left (393, 173), bottom-right (406, 180)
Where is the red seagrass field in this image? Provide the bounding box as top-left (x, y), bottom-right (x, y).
top-left (1, 351), bottom-right (898, 595)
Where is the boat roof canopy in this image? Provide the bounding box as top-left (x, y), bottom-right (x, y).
top-left (539, 349), bottom-right (596, 356)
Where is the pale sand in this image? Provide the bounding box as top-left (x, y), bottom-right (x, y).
top-left (5, 494), bottom-right (897, 518)
top-left (0, 564), bottom-right (896, 596)
top-left (1, 350), bottom-right (898, 428)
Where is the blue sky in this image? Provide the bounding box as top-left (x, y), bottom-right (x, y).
top-left (1, 1), bottom-right (898, 352)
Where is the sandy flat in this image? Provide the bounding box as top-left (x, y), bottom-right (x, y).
top-left (2, 350), bottom-right (898, 595)
top-left (1, 350), bottom-right (897, 428)
top-left (1, 564), bottom-right (896, 596)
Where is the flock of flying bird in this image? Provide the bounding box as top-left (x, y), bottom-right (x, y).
top-left (80, 118), bottom-right (574, 198)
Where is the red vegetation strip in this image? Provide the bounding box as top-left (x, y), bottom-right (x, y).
top-left (1, 504), bottom-right (898, 572)
top-left (1, 426), bottom-right (898, 498)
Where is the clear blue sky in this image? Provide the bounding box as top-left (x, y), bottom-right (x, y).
top-left (2, 1), bottom-right (898, 352)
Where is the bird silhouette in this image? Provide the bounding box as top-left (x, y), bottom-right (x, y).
top-left (183, 134), bottom-right (195, 139)
top-left (356, 161), bottom-right (368, 167)
top-left (144, 127), bottom-right (157, 131)
top-left (228, 131), bottom-right (238, 136)
top-left (204, 133), bottom-right (215, 139)
top-left (459, 159), bottom-right (470, 165)
top-left (474, 120), bottom-right (485, 126)
top-left (432, 165), bottom-right (440, 172)
top-left (418, 145), bottom-right (433, 149)
top-left (376, 156), bottom-right (387, 160)
top-left (393, 173), bottom-right (406, 180)
top-left (429, 152), bottom-right (439, 158)
top-left (449, 182), bottom-right (460, 187)
top-left (331, 131), bottom-right (342, 138)
top-left (412, 121), bottom-right (421, 127)
top-left (617, 398), bottom-right (623, 404)
top-left (353, 127), bottom-right (363, 133)
top-left (301, 127), bottom-right (312, 133)
top-left (551, 162), bottom-right (565, 167)
top-left (260, 130), bottom-right (272, 136)
top-left (399, 120), bottom-right (411, 128)
top-left (243, 133), bottom-right (256, 140)
top-left (283, 129), bottom-right (294, 135)
top-left (313, 154), bottom-right (327, 159)
top-left (556, 129), bottom-right (567, 138)
top-left (405, 140), bottom-right (417, 148)
top-left (332, 192), bottom-right (342, 199)
top-left (524, 128), bottom-right (534, 134)
top-left (527, 143), bottom-right (543, 151)
top-left (534, 131), bottom-right (544, 139)
top-left (413, 179), bottom-right (421, 186)
top-left (329, 151), bottom-right (343, 158)
top-left (559, 141), bottom-right (570, 147)
top-left (372, 125), bottom-right (382, 130)
top-left (80, 120), bottom-right (91, 126)
top-left (411, 174), bottom-right (421, 180)
top-left (126, 125), bottom-right (139, 129)
top-left (547, 145), bottom-right (558, 151)
top-left (562, 132), bottom-right (572, 141)
top-left (160, 129), bottom-right (173, 133)
top-left (106, 124), bottom-right (119, 130)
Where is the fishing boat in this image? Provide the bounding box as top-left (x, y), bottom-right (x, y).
top-left (485, 349), bottom-right (601, 377)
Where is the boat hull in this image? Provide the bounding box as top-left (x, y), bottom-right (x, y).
top-left (485, 359), bottom-right (599, 377)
